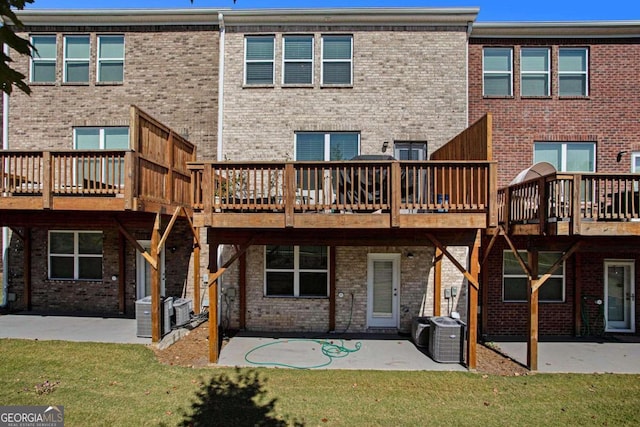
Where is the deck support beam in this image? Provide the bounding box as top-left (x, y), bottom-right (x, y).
top-left (150, 213), bottom-right (162, 343)
top-left (433, 247), bottom-right (443, 316)
top-left (527, 249), bottom-right (539, 371)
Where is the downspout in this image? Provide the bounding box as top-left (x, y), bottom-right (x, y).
top-left (217, 12), bottom-right (225, 161)
top-left (2, 43), bottom-right (10, 307)
top-left (216, 12), bottom-right (226, 326)
top-left (465, 21), bottom-right (472, 128)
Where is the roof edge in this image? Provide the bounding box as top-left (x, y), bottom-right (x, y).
top-left (12, 7), bottom-right (479, 27)
top-left (472, 21), bottom-right (640, 38)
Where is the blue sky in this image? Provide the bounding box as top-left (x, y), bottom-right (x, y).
top-left (24, 1), bottom-right (640, 22)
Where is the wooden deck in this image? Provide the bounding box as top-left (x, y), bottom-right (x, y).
top-left (0, 106), bottom-right (196, 216)
top-left (498, 172), bottom-right (640, 236)
top-left (188, 160), bottom-right (497, 230)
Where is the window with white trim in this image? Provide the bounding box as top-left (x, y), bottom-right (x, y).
top-left (49, 231), bottom-right (103, 280)
top-left (74, 127), bottom-right (129, 186)
top-left (97, 35), bottom-right (124, 82)
top-left (559, 48), bottom-right (588, 96)
top-left (245, 35), bottom-right (275, 85)
top-left (63, 35), bottom-right (90, 83)
top-left (632, 152), bottom-right (640, 173)
top-left (265, 246), bottom-right (329, 297)
top-left (503, 251), bottom-right (565, 302)
top-left (521, 47), bottom-right (550, 96)
top-left (322, 35), bottom-right (352, 85)
top-left (534, 142), bottom-right (595, 172)
top-left (283, 35), bottom-right (313, 85)
top-left (30, 35), bottom-right (57, 83)
top-left (483, 47), bottom-right (512, 96)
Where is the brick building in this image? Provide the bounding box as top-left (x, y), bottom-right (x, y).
top-left (469, 22), bottom-right (640, 343)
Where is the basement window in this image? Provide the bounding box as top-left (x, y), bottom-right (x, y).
top-left (49, 231), bottom-right (103, 280)
top-left (502, 250), bottom-right (565, 302)
top-left (265, 246), bottom-right (328, 297)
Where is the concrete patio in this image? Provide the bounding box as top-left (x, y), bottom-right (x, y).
top-left (1, 313), bottom-right (639, 373)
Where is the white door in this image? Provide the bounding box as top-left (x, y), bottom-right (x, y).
top-left (604, 260), bottom-right (635, 333)
top-left (367, 253), bottom-right (400, 328)
top-left (136, 240), bottom-right (166, 300)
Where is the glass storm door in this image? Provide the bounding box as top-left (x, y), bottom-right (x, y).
top-left (604, 261), bottom-right (635, 332)
top-left (136, 240), bottom-right (166, 300)
top-left (367, 254), bottom-right (400, 328)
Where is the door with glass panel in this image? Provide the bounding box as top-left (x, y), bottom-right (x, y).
top-left (604, 260), bottom-right (635, 332)
top-left (136, 240), bottom-right (166, 300)
top-left (295, 132), bottom-right (359, 207)
top-left (367, 254), bottom-right (400, 328)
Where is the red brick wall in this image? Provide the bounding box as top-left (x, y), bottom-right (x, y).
top-left (469, 38), bottom-right (640, 188)
top-left (483, 237), bottom-right (640, 337)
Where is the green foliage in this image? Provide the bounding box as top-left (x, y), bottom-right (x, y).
top-left (1, 339), bottom-right (640, 426)
top-left (0, 0), bottom-right (34, 95)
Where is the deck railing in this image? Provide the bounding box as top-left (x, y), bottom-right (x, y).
top-left (498, 173), bottom-right (640, 227)
top-left (189, 160), bottom-right (494, 218)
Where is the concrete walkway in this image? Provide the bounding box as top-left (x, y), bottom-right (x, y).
top-left (0, 313), bottom-right (149, 344)
top-left (493, 340), bottom-right (640, 373)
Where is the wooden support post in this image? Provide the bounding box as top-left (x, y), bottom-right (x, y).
top-left (467, 230), bottom-right (481, 370)
top-left (574, 252), bottom-right (582, 336)
top-left (42, 152), bottom-right (52, 209)
top-left (151, 213), bottom-right (162, 343)
top-left (239, 250), bottom-right (246, 330)
top-left (329, 246), bottom-right (336, 331)
top-left (433, 247), bottom-right (443, 316)
top-left (24, 228), bottom-right (31, 311)
top-left (284, 163), bottom-right (295, 228)
top-left (527, 249), bottom-right (539, 371)
top-left (208, 243), bottom-right (219, 363)
top-left (118, 231), bottom-right (126, 314)
top-left (193, 231), bottom-right (201, 314)
top-left (481, 242), bottom-right (489, 337)
top-left (390, 162), bottom-right (401, 228)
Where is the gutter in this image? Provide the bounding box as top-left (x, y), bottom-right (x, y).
top-left (2, 43), bottom-right (8, 307)
top-left (217, 12), bottom-right (225, 162)
top-left (471, 20), bottom-right (640, 38)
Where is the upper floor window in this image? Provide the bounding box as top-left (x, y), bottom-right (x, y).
top-left (30, 35), bottom-right (56, 83)
top-left (521, 47), bottom-right (550, 96)
top-left (559, 48), bottom-right (588, 96)
top-left (97, 35), bottom-right (124, 83)
top-left (245, 36), bottom-right (274, 85)
top-left (534, 142), bottom-right (595, 172)
top-left (283, 35), bottom-right (313, 85)
top-left (295, 132), bottom-right (360, 162)
top-left (49, 231), bottom-right (103, 280)
top-left (265, 246), bottom-right (329, 297)
top-left (64, 35), bottom-right (90, 83)
top-left (483, 47), bottom-right (512, 96)
top-left (503, 251), bottom-right (565, 302)
top-left (322, 35), bottom-right (352, 85)
top-left (74, 127), bottom-right (129, 186)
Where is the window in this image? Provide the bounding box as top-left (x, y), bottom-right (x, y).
top-left (283, 35), bottom-right (313, 85)
top-left (503, 251), bottom-right (564, 302)
top-left (64, 35), bottom-right (90, 83)
top-left (322, 35), bottom-right (352, 85)
top-left (632, 152), bottom-right (640, 173)
top-left (483, 47), bottom-right (512, 96)
top-left (521, 48), bottom-right (550, 96)
top-left (394, 141), bottom-right (427, 160)
top-left (49, 231), bottom-right (103, 280)
top-left (534, 142), bottom-right (595, 172)
top-left (74, 127), bottom-right (129, 186)
top-left (245, 36), bottom-right (274, 85)
top-left (559, 48), bottom-right (588, 96)
top-left (30, 35), bottom-right (57, 83)
top-left (265, 246), bottom-right (328, 297)
top-left (97, 35), bottom-right (124, 82)
top-left (295, 132), bottom-right (359, 162)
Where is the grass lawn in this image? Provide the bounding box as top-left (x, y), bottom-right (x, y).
top-left (1, 339), bottom-right (639, 426)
